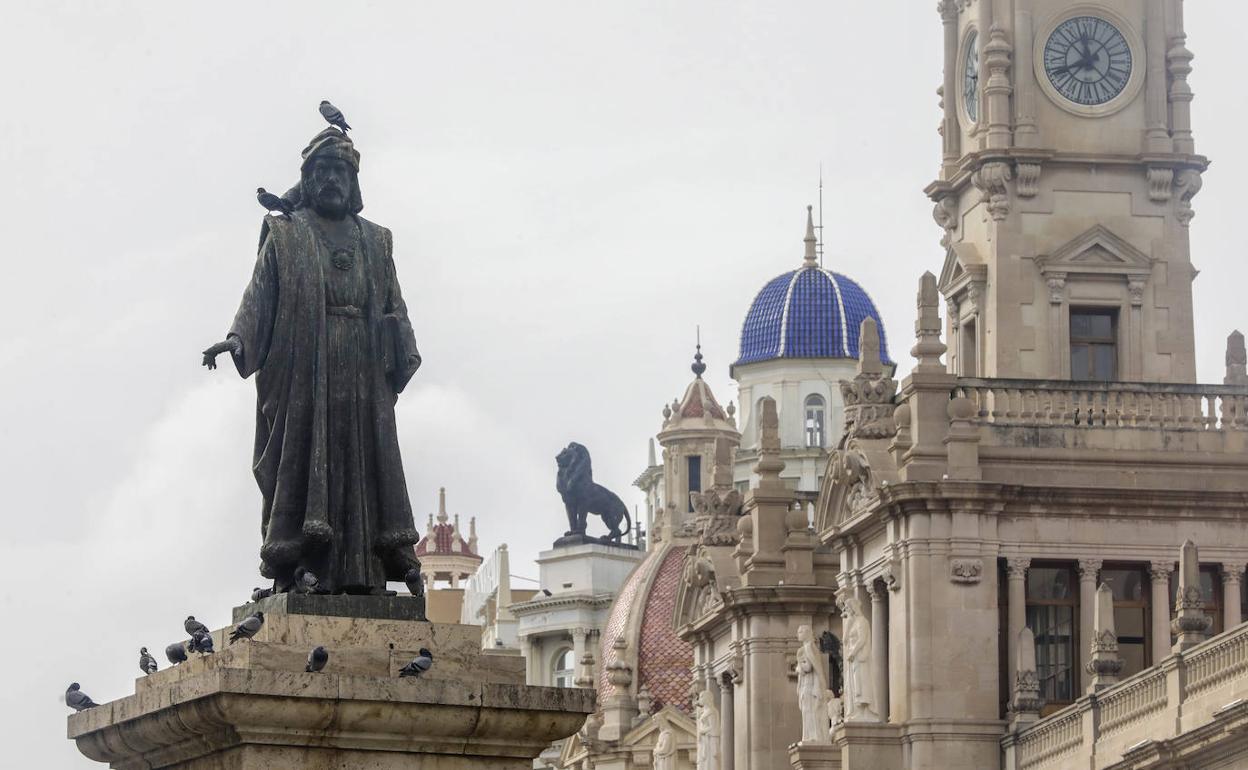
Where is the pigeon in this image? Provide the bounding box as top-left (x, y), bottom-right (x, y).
top-left (319, 100), bottom-right (351, 132)
top-left (294, 566), bottom-right (327, 595)
top-left (229, 611), bottom-right (265, 644)
top-left (256, 188), bottom-right (293, 217)
top-left (65, 683), bottom-right (98, 712)
top-left (166, 642), bottom-right (188, 665)
top-left (404, 567), bottom-right (424, 597)
top-left (399, 648), bottom-right (433, 678)
top-left (184, 616), bottom-right (210, 637)
top-left (251, 586), bottom-right (274, 603)
top-left (306, 646), bottom-right (329, 673)
top-left (138, 647), bottom-right (158, 675)
top-left (189, 629), bottom-right (215, 655)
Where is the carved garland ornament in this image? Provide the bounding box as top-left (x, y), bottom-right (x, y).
top-left (950, 558), bottom-right (984, 584)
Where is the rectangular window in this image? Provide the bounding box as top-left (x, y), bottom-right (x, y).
top-left (1026, 565), bottom-right (1078, 707)
top-left (1070, 309), bottom-right (1118, 381)
top-left (687, 455), bottom-right (702, 512)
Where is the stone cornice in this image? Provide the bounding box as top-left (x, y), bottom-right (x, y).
top-left (510, 593), bottom-right (615, 616)
top-left (676, 584), bottom-right (837, 641)
top-left (820, 480), bottom-right (1248, 545)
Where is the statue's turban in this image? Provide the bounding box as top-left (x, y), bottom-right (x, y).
top-left (301, 128), bottom-right (360, 172)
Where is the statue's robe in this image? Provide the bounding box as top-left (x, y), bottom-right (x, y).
top-left (228, 209), bottom-right (421, 593)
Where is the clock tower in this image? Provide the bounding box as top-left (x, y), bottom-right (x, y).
top-left (929, 0), bottom-right (1206, 383)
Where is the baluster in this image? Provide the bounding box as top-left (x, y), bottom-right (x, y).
top-left (1005, 388), bottom-right (1020, 424)
top-left (991, 387), bottom-right (1007, 423)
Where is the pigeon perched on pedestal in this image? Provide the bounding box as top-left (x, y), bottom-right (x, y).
top-left (189, 629), bottom-right (215, 655)
top-left (399, 648), bottom-right (433, 678)
top-left (404, 568), bottom-right (424, 597)
top-left (184, 616), bottom-right (209, 637)
top-left (139, 647), bottom-right (158, 675)
top-left (251, 586), bottom-right (274, 603)
top-left (306, 646), bottom-right (329, 673)
top-left (294, 567), bottom-right (328, 595)
top-left (65, 683), bottom-right (98, 711)
top-left (229, 611), bottom-right (264, 644)
top-left (166, 642), bottom-right (188, 665)
top-left (319, 100), bottom-right (351, 132)
top-left (256, 188), bottom-right (293, 217)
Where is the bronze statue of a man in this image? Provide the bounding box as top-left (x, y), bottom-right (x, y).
top-left (203, 127), bottom-right (423, 596)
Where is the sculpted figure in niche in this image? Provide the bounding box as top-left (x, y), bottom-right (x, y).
top-left (653, 723), bottom-right (677, 770)
top-left (202, 127), bottom-right (422, 595)
top-left (796, 624), bottom-right (832, 742)
top-left (695, 689), bottom-right (721, 770)
top-left (842, 597), bottom-right (878, 722)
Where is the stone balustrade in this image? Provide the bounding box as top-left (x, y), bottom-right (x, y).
top-left (1005, 621), bottom-right (1248, 770)
top-left (952, 378), bottom-right (1248, 431)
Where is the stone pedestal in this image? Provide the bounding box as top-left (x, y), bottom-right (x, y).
top-left (789, 741), bottom-right (842, 769)
top-left (68, 600), bottom-right (595, 769)
top-left (834, 722), bottom-right (902, 770)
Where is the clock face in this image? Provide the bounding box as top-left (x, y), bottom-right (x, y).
top-left (1043, 16), bottom-right (1133, 106)
top-left (963, 32), bottom-right (980, 123)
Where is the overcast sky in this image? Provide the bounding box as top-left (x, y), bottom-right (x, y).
top-left (2, 2), bottom-right (1245, 765)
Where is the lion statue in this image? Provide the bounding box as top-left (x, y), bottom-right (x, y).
top-left (556, 442), bottom-right (631, 542)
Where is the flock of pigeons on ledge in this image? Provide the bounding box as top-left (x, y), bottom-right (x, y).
top-left (65, 564), bottom-right (434, 713)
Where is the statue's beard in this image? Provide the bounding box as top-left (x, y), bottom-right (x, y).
top-left (311, 184), bottom-right (349, 219)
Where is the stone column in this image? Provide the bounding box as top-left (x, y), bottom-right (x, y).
top-left (719, 672), bottom-right (735, 770)
top-left (1077, 559), bottom-right (1101, 692)
top-left (1149, 561), bottom-right (1173, 664)
top-left (868, 583), bottom-right (889, 722)
top-left (1005, 558), bottom-right (1030, 689)
top-left (572, 627), bottom-right (587, 683)
top-left (938, 1), bottom-right (961, 174)
top-left (1222, 564), bottom-right (1244, 629)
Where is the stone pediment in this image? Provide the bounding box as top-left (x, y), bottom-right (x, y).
top-left (938, 242), bottom-right (986, 295)
top-left (1035, 225), bottom-right (1153, 278)
top-left (557, 705), bottom-right (695, 768)
top-left (814, 439), bottom-right (899, 532)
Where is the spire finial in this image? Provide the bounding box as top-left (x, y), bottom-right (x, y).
top-left (803, 205), bottom-right (818, 268)
top-left (437, 486), bottom-right (448, 522)
top-left (691, 325), bottom-right (706, 378)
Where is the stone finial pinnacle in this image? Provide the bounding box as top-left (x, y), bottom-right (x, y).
top-left (857, 317), bottom-right (884, 376)
top-left (803, 205), bottom-right (818, 268)
top-left (1226, 330), bottom-right (1247, 385)
top-left (910, 271), bottom-right (947, 371)
top-left (437, 487), bottom-right (448, 523)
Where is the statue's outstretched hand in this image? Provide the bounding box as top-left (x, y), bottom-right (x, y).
top-left (202, 337), bottom-right (241, 370)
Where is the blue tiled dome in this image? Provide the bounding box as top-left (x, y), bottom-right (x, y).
top-left (736, 266), bottom-right (892, 366)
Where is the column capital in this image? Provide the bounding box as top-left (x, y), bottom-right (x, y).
top-left (1222, 564), bottom-right (1246, 583)
top-left (1077, 559), bottom-right (1103, 580)
top-left (866, 581), bottom-right (888, 602)
top-left (1006, 557), bottom-right (1031, 580)
top-left (1150, 561), bottom-right (1175, 583)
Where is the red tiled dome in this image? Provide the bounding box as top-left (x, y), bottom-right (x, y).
top-left (596, 544), bottom-right (694, 715)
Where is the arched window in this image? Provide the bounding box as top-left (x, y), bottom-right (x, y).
top-left (804, 394), bottom-right (826, 448)
top-left (552, 648), bottom-right (575, 688)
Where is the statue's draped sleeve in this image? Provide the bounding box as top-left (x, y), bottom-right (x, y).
top-left (228, 225), bottom-right (280, 378)
top-left (381, 227), bottom-right (421, 394)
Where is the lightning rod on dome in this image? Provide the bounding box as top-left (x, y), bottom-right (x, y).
top-left (818, 164), bottom-right (825, 268)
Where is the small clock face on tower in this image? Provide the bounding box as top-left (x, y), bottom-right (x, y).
top-left (1042, 16), bottom-right (1133, 106)
top-left (962, 31), bottom-right (980, 124)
